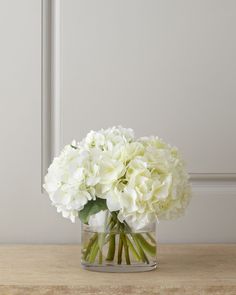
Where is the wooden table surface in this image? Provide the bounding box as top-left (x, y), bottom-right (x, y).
top-left (0, 244), bottom-right (236, 295)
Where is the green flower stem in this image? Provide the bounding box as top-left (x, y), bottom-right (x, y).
top-left (136, 234), bottom-right (156, 257)
top-left (117, 234), bottom-right (123, 264)
top-left (89, 240), bottom-right (99, 263)
top-left (98, 233), bottom-right (106, 264)
top-left (106, 216), bottom-right (115, 232)
top-left (98, 232), bottom-right (106, 250)
top-left (146, 232), bottom-right (156, 245)
top-left (99, 249), bottom-right (103, 264)
top-left (132, 234), bottom-right (149, 264)
top-left (83, 233), bottom-right (98, 261)
top-left (121, 233), bottom-right (130, 265)
top-left (106, 234), bottom-right (116, 261)
top-left (126, 235), bottom-right (141, 261)
top-left (106, 213), bottom-right (118, 262)
top-left (97, 233), bottom-right (106, 264)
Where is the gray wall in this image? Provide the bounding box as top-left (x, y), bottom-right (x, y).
top-left (0, 0), bottom-right (235, 243)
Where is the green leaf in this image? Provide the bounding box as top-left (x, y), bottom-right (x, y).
top-left (79, 198), bottom-right (107, 224)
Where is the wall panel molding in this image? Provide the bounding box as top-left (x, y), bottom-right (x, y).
top-left (41, 0), bottom-right (61, 188)
top-left (190, 173), bottom-right (236, 183)
top-left (51, 0), bottom-right (62, 158)
top-left (41, 0), bottom-right (51, 187)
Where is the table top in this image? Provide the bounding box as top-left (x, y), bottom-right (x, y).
top-left (0, 244), bottom-right (236, 295)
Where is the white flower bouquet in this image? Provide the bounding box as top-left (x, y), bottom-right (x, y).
top-left (44, 126), bottom-right (191, 271)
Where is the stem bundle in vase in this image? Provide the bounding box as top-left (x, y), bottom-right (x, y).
top-left (82, 211), bottom-right (156, 267)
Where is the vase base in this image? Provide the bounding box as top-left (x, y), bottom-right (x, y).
top-left (81, 262), bottom-right (157, 273)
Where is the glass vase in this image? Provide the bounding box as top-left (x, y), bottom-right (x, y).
top-left (81, 210), bottom-right (157, 272)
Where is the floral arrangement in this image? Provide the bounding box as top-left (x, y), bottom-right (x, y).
top-left (44, 126), bottom-right (191, 269)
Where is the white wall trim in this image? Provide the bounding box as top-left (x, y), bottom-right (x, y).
top-left (51, 0), bottom-right (62, 158)
top-left (41, 0), bottom-right (51, 188)
top-left (192, 182), bottom-right (236, 192)
top-left (41, 0), bottom-right (61, 189)
top-left (41, 1), bottom-right (236, 186)
top-left (190, 173), bottom-right (236, 183)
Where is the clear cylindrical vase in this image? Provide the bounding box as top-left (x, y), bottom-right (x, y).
top-left (81, 210), bottom-right (157, 272)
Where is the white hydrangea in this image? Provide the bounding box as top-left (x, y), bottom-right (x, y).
top-left (44, 127), bottom-right (191, 227)
top-left (43, 127), bottom-right (131, 222)
top-left (43, 143), bottom-right (95, 222)
top-left (139, 137), bottom-right (191, 220)
top-left (81, 126), bottom-right (134, 152)
top-left (104, 136), bottom-right (191, 229)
